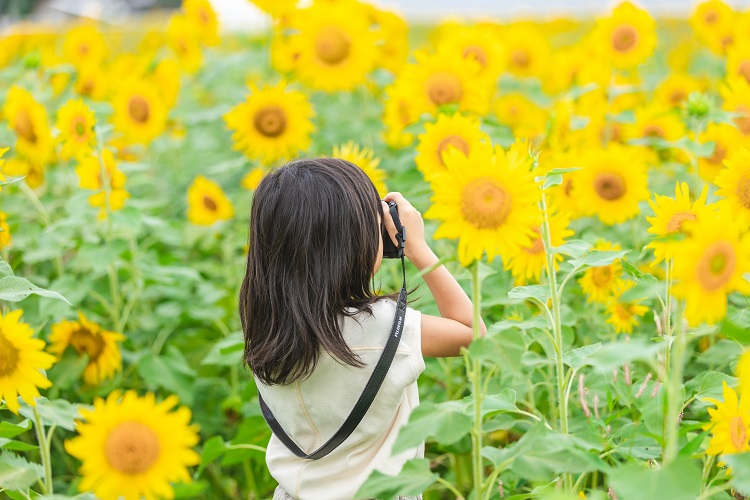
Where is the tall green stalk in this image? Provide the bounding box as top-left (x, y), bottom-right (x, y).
top-left (540, 191), bottom-right (571, 490)
top-left (32, 408), bottom-right (53, 495)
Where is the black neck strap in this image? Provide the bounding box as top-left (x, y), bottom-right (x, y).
top-left (258, 229), bottom-right (408, 460)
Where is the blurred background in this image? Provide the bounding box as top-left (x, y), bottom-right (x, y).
top-left (6, 0), bottom-right (750, 31)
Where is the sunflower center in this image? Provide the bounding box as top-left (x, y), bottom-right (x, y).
top-left (72, 117), bottom-right (87, 139)
top-left (591, 266), bottom-right (613, 287)
top-left (524, 227), bottom-right (544, 255)
top-left (315, 26), bottom-right (351, 65)
top-left (730, 415), bottom-right (748, 451)
top-left (511, 49), bottom-right (530, 68)
top-left (593, 172), bottom-right (626, 201)
top-left (563, 178), bottom-right (574, 196)
top-left (709, 141), bottom-right (726, 165)
top-left (425, 72), bottom-right (463, 107)
top-left (0, 333), bottom-right (20, 377)
top-left (105, 421), bottom-right (161, 475)
top-left (203, 195), bottom-right (217, 211)
top-left (734, 105), bottom-right (750, 135)
top-left (696, 241), bottom-right (736, 291)
top-left (78, 43), bottom-right (90, 56)
top-left (643, 124), bottom-right (664, 138)
top-left (69, 327), bottom-right (106, 362)
top-left (611, 25), bottom-right (638, 53)
top-left (665, 211), bottom-right (697, 233)
top-left (670, 89), bottom-right (687, 106)
top-left (15, 109), bottom-right (37, 143)
top-left (736, 175), bottom-right (750, 209)
top-left (436, 135), bottom-right (470, 166)
top-left (253, 106), bottom-right (287, 138)
top-left (615, 304), bottom-right (632, 321)
top-left (738, 61), bottom-right (750, 85)
top-left (704, 9), bottom-right (718, 24)
top-left (128, 96), bottom-right (150, 124)
top-left (463, 45), bottom-right (487, 67)
top-left (461, 177), bottom-right (512, 229)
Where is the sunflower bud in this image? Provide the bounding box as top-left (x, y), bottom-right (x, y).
top-left (684, 92), bottom-right (712, 120)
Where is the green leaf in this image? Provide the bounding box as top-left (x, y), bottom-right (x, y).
top-left (621, 259), bottom-right (657, 282)
top-left (355, 458), bottom-right (438, 499)
top-left (563, 343), bottom-right (603, 370)
top-left (551, 239), bottom-right (591, 259)
top-left (198, 436), bottom-right (227, 476)
top-left (543, 174), bottom-right (563, 189)
top-left (578, 338), bottom-right (664, 373)
top-left (508, 285), bottom-right (550, 304)
top-left (18, 398), bottom-right (83, 431)
top-left (468, 331), bottom-right (527, 375)
top-left (0, 420), bottom-right (32, 439)
top-left (678, 429), bottom-right (709, 457)
top-left (0, 451), bottom-right (43, 491)
top-left (202, 335), bottom-right (244, 367)
top-left (608, 457), bottom-right (702, 500)
top-left (545, 167), bottom-right (582, 176)
top-left (137, 346), bottom-right (197, 405)
top-left (0, 256), bottom-right (14, 278)
top-left (0, 439), bottom-right (37, 452)
top-left (0, 276), bottom-right (71, 304)
top-left (476, 389), bottom-right (519, 416)
top-left (173, 480), bottom-right (209, 499)
top-left (569, 250), bottom-right (628, 269)
top-left (391, 401), bottom-right (471, 454)
top-left (720, 317), bottom-right (750, 344)
top-left (722, 453), bottom-right (750, 495)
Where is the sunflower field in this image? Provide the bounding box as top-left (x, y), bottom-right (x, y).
top-left (2, 0), bottom-right (750, 498)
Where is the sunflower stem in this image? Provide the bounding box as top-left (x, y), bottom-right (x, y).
top-left (540, 189), bottom-right (572, 490)
top-left (664, 300), bottom-right (686, 465)
top-left (32, 407), bottom-right (53, 495)
top-left (242, 459), bottom-right (259, 499)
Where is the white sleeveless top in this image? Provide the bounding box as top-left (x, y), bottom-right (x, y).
top-left (256, 299), bottom-right (425, 500)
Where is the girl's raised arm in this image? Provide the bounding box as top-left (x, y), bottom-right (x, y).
top-left (382, 193), bottom-right (487, 357)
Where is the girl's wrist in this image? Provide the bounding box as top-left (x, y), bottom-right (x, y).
top-left (407, 243), bottom-right (438, 271)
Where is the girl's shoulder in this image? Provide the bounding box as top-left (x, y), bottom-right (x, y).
top-left (342, 298), bottom-right (422, 353)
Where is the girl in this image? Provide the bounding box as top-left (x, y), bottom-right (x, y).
top-left (240, 158), bottom-right (485, 500)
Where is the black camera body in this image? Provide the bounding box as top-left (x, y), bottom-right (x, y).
top-left (382, 201), bottom-right (405, 259)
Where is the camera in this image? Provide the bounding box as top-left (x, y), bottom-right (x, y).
top-left (382, 200), bottom-right (404, 259)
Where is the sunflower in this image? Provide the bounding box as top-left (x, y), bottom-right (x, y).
top-left (646, 182), bottom-right (715, 266)
top-left (624, 103), bottom-right (686, 147)
top-left (152, 59), bottom-right (181, 109)
top-left (187, 176), bottom-right (234, 226)
top-left (592, 1), bottom-right (656, 69)
top-left (578, 241), bottom-right (626, 304)
top-left (505, 210), bottom-right (574, 285)
top-left (498, 23), bottom-right (551, 79)
top-left (437, 24), bottom-right (504, 85)
top-left (425, 141), bottom-right (541, 267)
top-left (542, 45), bottom-right (589, 95)
top-left (241, 168), bottom-right (265, 191)
top-left (183, 0), bottom-right (219, 46)
top-left (716, 146), bottom-right (750, 229)
top-left (544, 148), bottom-right (585, 218)
top-left (112, 80), bottom-right (168, 145)
top-left (415, 113), bottom-right (488, 181)
top-left (65, 390), bottom-right (200, 500)
top-left (727, 38), bottom-right (750, 86)
top-left (249, 0), bottom-right (298, 18)
top-left (383, 80), bottom-right (418, 148)
top-left (224, 81), bottom-right (314, 165)
top-left (494, 92), bottom-right (549, 140)
top-left (402, 49), bottom-right (490, 118)
top-left (74, 62), bottom-right (110, 101)
top-left (1, 156), bottom-right (45, 188)
top-left (63, 23), bottom-right (107, 68)
top-left (696, 123), bottom-right (742, 183)
top-left (3, 86), bottom-right (54, 166)
top-left (370, 8), bottom-right (408, 75)
top-left (166, 14), bottom-right (204, 74)
top-left (0, 309), bottom-right (56, 414)
top-left (286, 4), bottom-right (378, 91)
top-left (0, 147), bottom-right (7, 186)
top-left (691, 0), bottom-right (736, 55)
top-left (721, 77), bottom-right (750, 137)
top-left (0, 212), bottom-right (10, 248)
top-left (270, 26), bottom-right (303, 74)
top-left (573, 144), bottom-right (650, 225)
top-left (703, 382), bottom-right (750, 456)
top-left (654, 73), bottom-right (703, 109)
top-left (605, 281), bottom-right (649, 334)
top-left (76, 150), bottom-right (130, 218)
top-left (56, 99), bottom-right (97, 161)
top-left (672, 215), bottom-right (750, 326)
top-left (332, 142), bottom-right (387, 197)
top-left (48, 313), bottom-right (125, 386)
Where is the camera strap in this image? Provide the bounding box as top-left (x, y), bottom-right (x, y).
top-left (258, 228), bottom-right (408, 460)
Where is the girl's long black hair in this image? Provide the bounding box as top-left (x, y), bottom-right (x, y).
top-left (240, 158), bottom-right (384, 386)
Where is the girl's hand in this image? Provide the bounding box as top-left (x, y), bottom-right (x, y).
top-left (382, 192), bottom-right (437, 270)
